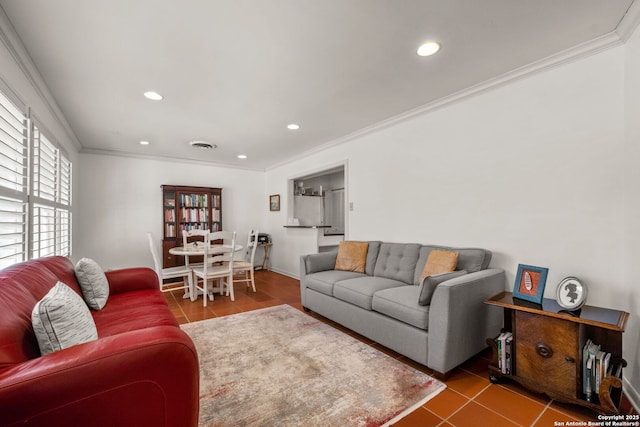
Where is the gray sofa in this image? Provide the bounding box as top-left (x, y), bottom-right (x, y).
top-left (299, 242), bottom-right (505, 378)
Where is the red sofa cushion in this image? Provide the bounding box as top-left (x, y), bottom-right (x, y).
top-left (0, 257), bottom-right (84, 368)
top-left (93, 290), bottom-right (178, 336)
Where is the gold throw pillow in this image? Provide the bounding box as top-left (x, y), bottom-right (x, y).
top-left (335, 241), bottom-right (369, 273)
top-left (419, 249), bottom-right (459, 283)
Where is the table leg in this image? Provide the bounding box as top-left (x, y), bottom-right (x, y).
top-left (255, 244), bottom-right (271, 271)
top-left (262, 245), bottom-right (270, 271)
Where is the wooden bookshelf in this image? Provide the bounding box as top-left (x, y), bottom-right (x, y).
top-left (485, 292), bottom-right (628, 414)
top-left (161, 185), bottom-right (222, 268)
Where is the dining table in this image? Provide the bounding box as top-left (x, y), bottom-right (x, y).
top-left (168, 243), bottom-right (243, 258)
top-left (169, 243), bottom-right (244, 299)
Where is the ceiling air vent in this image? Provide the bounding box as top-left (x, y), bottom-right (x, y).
top-left (189, 140), bottom-right (216, 150)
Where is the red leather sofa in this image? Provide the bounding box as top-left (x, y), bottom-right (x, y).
top-left (0, 256), bottom-right (199, 427)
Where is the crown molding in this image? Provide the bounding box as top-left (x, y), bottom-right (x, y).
top-left (268, 31), bottom-right (625, 172)
top-left (79, 147), bottom-right (265, 172)
top-left (616, 0), bottom-right (640, 42)
top-left (0, 6), bottom-right (82, 151)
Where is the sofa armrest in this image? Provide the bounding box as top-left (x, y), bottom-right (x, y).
top-left (427, 268), bottom-right (505, 375)
top-left (301, 252), bottom-right (338, 275)
top-left (299, 252), bottom-right (338, 307)
top-left (105, 267), bottom-right (159, 294)
top-left (0, 326), bottom-right (199, 427)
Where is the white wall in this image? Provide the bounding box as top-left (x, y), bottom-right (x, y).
top-left (75, 153), bottom-right (265, 270)
top-left (266, 45), bottom-right (640, 404)
top-left (623, 23), bottom-right (640, 409)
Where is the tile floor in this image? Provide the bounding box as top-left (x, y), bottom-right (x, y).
top-left (164, 270), bottom-right (637, 427)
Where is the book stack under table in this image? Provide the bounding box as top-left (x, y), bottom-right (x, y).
top-left (484, 292), bottom-right (628, 415)
top-left (493, 331), bottom-right (513, 375)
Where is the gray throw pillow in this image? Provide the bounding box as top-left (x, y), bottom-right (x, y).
top-left (32, 281), bottom-right (99, 355)
top-left (75, 258), bottom-right (109, 310)
top-left (418, 270), bottom-right (467, 306)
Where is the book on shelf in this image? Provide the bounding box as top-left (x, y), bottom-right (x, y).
top-left (494, 332), bottom-right (513, 374)
top-left (504, 334), bottom-right (513, 375)
top-left (180, 193), bottom-right (208, 208)
top-left (496, 334), bottom-right (502, 371)
top-left (179, 207), bottom-right (209, 222)
top-left (179, 223), bottom-right (208, 232)
top-left (582, 339), bottom-right (617, 401)
top-left (584, 339), bottom-right (600, 401)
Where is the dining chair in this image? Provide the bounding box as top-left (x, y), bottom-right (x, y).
top-left (181, 229), bottom-right (209, 268)
top-left (191, 231), bottom-right (236, 306)
top-left (147, 232), bottom-right (195, 301)
top-left (231, 229), bottom-right (258, 294)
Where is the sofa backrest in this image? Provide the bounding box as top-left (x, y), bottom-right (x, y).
top-left (0, 256), bottom-right (80, 369)
top-left (413, 245), bottom-right (492, 285)
top-left (373, 243), bottom-right (421, 285)
top-left (364, 241), bottom-right (381, 276)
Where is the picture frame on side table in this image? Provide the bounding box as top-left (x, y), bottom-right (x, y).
top-left (556, 277), bottom-right (587, 311)
top-left (269, 194), bottom-right (280, 211)
top-left (512, 264), bottom-right (548, 304)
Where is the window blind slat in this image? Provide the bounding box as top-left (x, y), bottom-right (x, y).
top-left (0, 90), bottom-right (27, 269)
top-left (0, 124), bottom-right (25, 148)
top-left (1, 90), bottom-right (72, 267)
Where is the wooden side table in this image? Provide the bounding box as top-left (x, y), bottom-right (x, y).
top-left (484, 291), bottom-right (628, 414)
top-left (255, 242), bottom-right (272, 271)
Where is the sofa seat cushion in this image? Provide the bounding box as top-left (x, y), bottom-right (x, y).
top-left (92, 290), bottom-right (178, 337)
top-left (372, 286), bottom-right (429, 330)
top-left (306, 270), bottom-right (367, 296)
top-left (334, 276), bottom-right (406, 310)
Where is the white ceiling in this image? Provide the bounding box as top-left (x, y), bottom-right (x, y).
top-left (0, 0), bottom-right (636, 170)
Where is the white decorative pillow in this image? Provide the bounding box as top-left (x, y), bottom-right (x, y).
top-left (32, 281), bottom-right (98, 355)
top-left (75, 257), bottom-right (109, 310)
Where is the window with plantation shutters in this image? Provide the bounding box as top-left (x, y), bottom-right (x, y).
top-left (0, 91), bottom-right (28, 269)
top-left (31, 123), bottom-right (72, 259)
top-left (0, 87), bottom-right (72, 269)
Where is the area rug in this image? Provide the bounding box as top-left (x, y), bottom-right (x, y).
top-left (181, 304), bottom-right (445, 427)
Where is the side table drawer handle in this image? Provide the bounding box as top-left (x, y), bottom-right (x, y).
top-left (536, 342), bottom-right (553, 358)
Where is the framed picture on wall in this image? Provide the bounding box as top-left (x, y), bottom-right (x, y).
top-left (269, 194), bottom-right (280, 211)
top-left (512, 264), bottom-right (548, 304)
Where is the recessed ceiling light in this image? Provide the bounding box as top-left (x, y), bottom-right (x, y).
top-left (417, 41), bottom-right (441, 57)
top-left (144, 91), bottom-right (163, 100)
top-left (287, 123), bottom-right (300, 130)
top-left (237, 154), bottom-right (247, 159)
top-left (189, 140), bottom-right (216, 150)
top-left (139, 140), bottom-right (150, 145)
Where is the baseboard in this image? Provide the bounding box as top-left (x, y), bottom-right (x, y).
top-left (624, 377), bottom-right (640, 413)
top-left (266, 267), bottom-right (299, 280)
